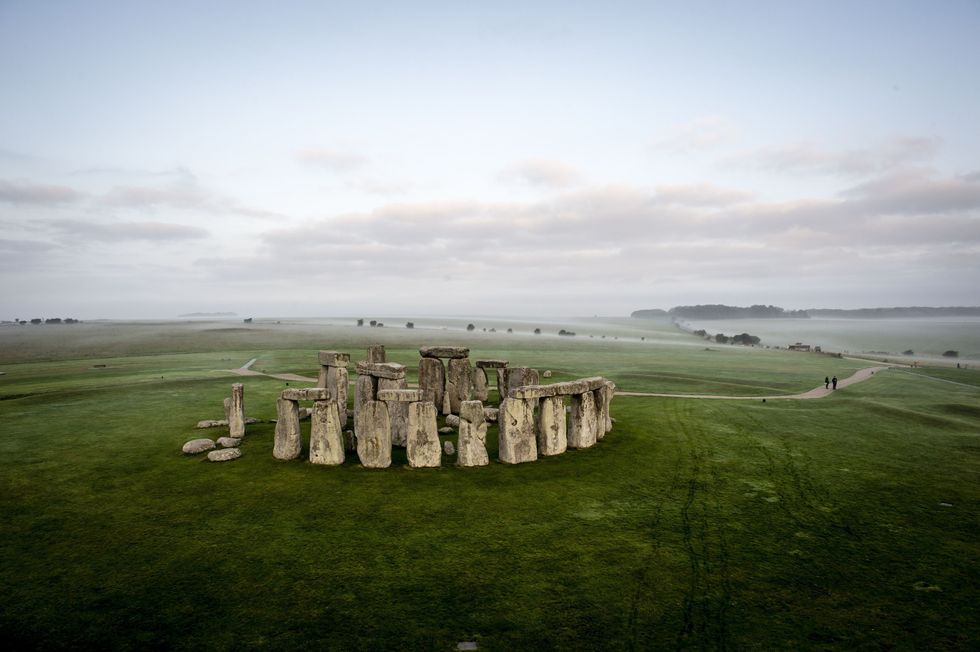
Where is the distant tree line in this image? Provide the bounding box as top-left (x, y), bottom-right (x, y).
top-left (668, 305), bottom-right (809, 320)
top-left (692, 329), bottom-right (760, 346)
top-left (18, 317), bottom-right (80, 325)
top-left (632, 304), bottom-right (980, 320)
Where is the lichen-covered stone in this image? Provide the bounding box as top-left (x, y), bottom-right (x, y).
top-left (443, 440), bottom-right (455, 456)
top-left (355, 361), bottom-right (406, 379)
top-left (475, 359), bottom-right (508, 369)
top-left (367, 344), bottom-right (386, 363)
top-left (536, 396), bottom-right (567, 456)
top-left (318, 350), bottom-right (350, 367)
top-left (569, 391), bottom-right (599, 449)
top-left (509, 376), bottom-right (609, 400)
top-left (445, 414), bottom-right (460, 428)
top-left (223, 397), bottom-right (232, 420)
top-left (330, 366), bottom-right (349, 427)
top-left (310, 400), bottom-right (344, 465)
top-left (182, 438), bottom-right (215, 454)
top-left (483, 407), bottom-right (499, 422)
top-left (498, 398), bottom-right (538, 464)
top-left (217, 436), bottom-right (241, 448)
top-left (458, 400), bottom-right (489, 467)
top-left (406, 401), bottom-right (440, 468)
top-left (472, 366), bottom-right (489, 401)
top-left (281, 387), bottom-right (330, 401)
top-left (418, 357), bottom-right (445, 412)
top-left (208, 447), bottom-right (241, 462)
top-left (355, 400), bottom-right (391, 468)
top-left (229, 383), bottom-right (245, 439)
top-left (377, 388), bottom-right (424, 402)
top-left (593, 382), bottom-right (615, 439)
top-left (274, 398), bottom-right (302, 460)
top-left (419, 346), bottom-right (469, 359)
top-left (379, 376), bottom-right (409, 446)
top-left (354, 374), bottom-right (376, 424)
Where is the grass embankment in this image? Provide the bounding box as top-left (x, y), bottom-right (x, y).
top-left (0, 323), bottom-right (977, 649)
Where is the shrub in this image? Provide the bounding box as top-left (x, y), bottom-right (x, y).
top-left (715, 333), bottom-right (729, 344)
top-left (357, 319), bottom-right (364, 326)
top-left (406, 322), bottom-right (414, 329)
top-left (507, 328), bottom-right (513, 333)
top-left (943, 350), bottom-right (959, 358)
top-left (902, 349), bottom-right (914, 356)
top-left (534, 328), bottom-right (541, 335)
top-left (466, 323), bottom-right (475, 331)
top-left (558, 329), bottom-right (576, 336)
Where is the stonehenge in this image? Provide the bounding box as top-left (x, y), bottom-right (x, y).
top-left (244, 345), bottom-right (615, 471)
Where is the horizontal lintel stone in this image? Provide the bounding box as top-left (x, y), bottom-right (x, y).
top-left (475, 359), bottom-right (508, 369)
top-left (356, 361), bottom-right (407, 379)
top-left (419, 346), bottom-right (469, 359)
top-left (281, 387), bottom-right (331, 401)
top-left (318, 351), bottom-right (350, 367)
top-left (377, 388), bottom-right (424, 402)
top-left (509, 376), bottom-right (608, 399)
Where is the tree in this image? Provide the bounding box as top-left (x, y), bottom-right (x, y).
top-left (357, 319), bottom-right (364, 327)
top-left (715, 333), bottom-right (729, 344)
top-left (534, 328), bottom-right (541, 335)
top-left (943, 350), bottom-right (959, 358)
top-left (902, 349), bottom-right (914, 356)
top-left (466, 323), bottom-right (475, 331)
top-left (507, 328), bottom-right (513, 333)
top-left (369, 320), bottom-right (377, 327)
top-left (30, 318), bottom-right (41, 325)
top-left (405, 322), bottom-right (414, 329)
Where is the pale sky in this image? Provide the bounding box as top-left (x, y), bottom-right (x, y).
top-left (1, 1), bottom-right (979, 319)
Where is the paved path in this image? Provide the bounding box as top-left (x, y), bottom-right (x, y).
top-left (618, 366), bottom-right (888, 400)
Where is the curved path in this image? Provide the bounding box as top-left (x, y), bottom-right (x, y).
top-left (618, 366), bottom-right (888, 400)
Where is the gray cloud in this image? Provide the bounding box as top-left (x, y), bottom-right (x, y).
top-left (48, 219), bottom-right (209, 242)
top-left (498, 159), bottom-right (584, 188)
top-left (734, 137), bottom-right (941, 177)
top-left (0, 179), bottom-right (86, 205)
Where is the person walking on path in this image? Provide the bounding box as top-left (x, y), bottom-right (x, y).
top-left (824, 376), bottom-right (830, 389)
top-left (832, 376), bottom-right (838, 390)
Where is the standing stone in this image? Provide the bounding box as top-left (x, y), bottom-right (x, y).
top-left (442, 383), bottom-right (455, 416)
top-left (458, 400), bottom-right (489, 467)
top-left (310, 400), bottom-right (345, 465)
top-left (406, 401), bottom-right (440, 468)
top-left (274, 398), bottom-right (302, 460)
top-left (537, 395), bottom-right (567, 456)
top-left (446, 357), bottom-right (472, 414)
top-left (498, 397), bottom-right (538, 464)
top-left (330, 366), bottom-right (350, 427)
top-left (317, 365), bottom-right (328, 388)
top-left (504, 367), bottom-right (538, 399)
top-left (593, 382), bottom-right (614, 439)
top-left (379, 376), bottom-right (409, 446)
top-left (229, 383), bottom-right (245, 439)
top-left (569, 391), bottom-right (599, 449)
top-left (367, 344), bottom-right (386, 363)
top-left (354, 374), bottom-right (377, 424)
top-left (472, 367), bottom-right (489, 401)
top-left (418, 357), bottom-right (446, 415)
top-left (223, 397), bottom-right (232, 420)
top-left (355, 400), bottom-right (391, 468)
top-left (496, 368), bottom-right (507, 401)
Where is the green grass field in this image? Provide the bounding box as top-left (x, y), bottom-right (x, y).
top-left (1, 319), bottom-right (978, 649)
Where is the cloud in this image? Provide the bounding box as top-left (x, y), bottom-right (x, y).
top-left (839, 168), bottom-right (980, 214)
top-left (293, 148), bottom-right (367, 173)
top-left (498, 158), bottom-right (584, 188)
top-left (47, 219), bottom-right (209, 242)
top-left (0, 179), bottom-right (86, 205)
top-left (653, 117), bottom-right (736, 153)
top-left (653, 183), bottom-right (754, 207)
top-left (734, 137), bottom-right (941, 177)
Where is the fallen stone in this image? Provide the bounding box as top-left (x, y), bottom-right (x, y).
top-left (458, 400), bottom-right (489, 467)
top-left (542, 370), bottom-right (553, 378)
top-left (475, 359), bottom-right (508, 369)
top-left (281, 387), bottom-right (330, 401)
top-left (182, 438), bottom-right (215, 454)
top-left (419, 345), bottom-right (469, 359)
top-left (229, 383), bottom-right (245, 438)
top-left (217, 436), bottom-right (241, 448)
top-left (569, 391), bottom-right (599, 449)
top-left (483, 407), bottom-right (499, 422)
top-left (309, 400), bottom-right (345, 465)
top-left (208, 447), bottom-right (241, 462)
top-left (472, 366), bottom-right (489, 401)
top-left (318, 350), bottom-right (350, 367)
top-left (355, 361), bottom-right (406, 379)
top-left (537, 395), bottom-right (567, 456)
top-left (445, 414), bottom-right (460, 428)
top-left (407, 401), bottom-right (440, 468)
top-left (196, 419), bottom-right (228, 429)
top-left (438, 426), bottom-right (454, 434)
top-left (377, 388), bottom-right (424, 402)
top-left (498, 397), bottom-right (538, 464)
top-left (367, 344), bottom-right (386, 363)
top-left (443, 440), bottom-right (455, 456)
top-left (273, 398), bottom-right (302, 460)
top-left (379, 376), bottom-right (409, 446)
top-left (418, 357), bottom-right (446, 413)
top-left (356, 400), bottom-right (392, 468)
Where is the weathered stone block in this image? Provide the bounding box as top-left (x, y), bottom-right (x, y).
top-left (355, 361), bottom-right (406, 379)
top-left (406, 401), bottom-right (440, 468)
top-left (418, 357), bottom-right (445, 413)
top-left (182, 438), bottom-right (215, 454)
top-left (274, 398), bottom-right (302, 460)
top-left (329, 366), bottom-right (349, 427)
top-left (281, 387), bottom-right (330, 401)
top-left (367, 344), bottom-right (386, 363)
top-left (447, 357), bottom-right (472, 414)
top-left (419, 345), bottom-right (469, 359)
top-left (217, 436), bottom-right (241, 448)
top-left (310, 400), bottom-right (344, 465)
top-left (318, 350), bottom-right (350, 367)
top-left (354, 374), bottom-right (377, 424)
top-left (593, 381), bottom-right (615, 438)
top-left (229, 383), bottom-right (245, 439)
top-left (483, 407), bottom-right (499, 422)
top-left (445, 414), bottom-right (460, 428)
top-left (223, 397), bottom-right (232, 420)
top-left (472, 366), bottom-right (489, 401)
top-left (509, 376), bottom-right (609, 400)
top-left (458, 400), bottom-right (489, 467)
top-left (378, 376), bottom-right (409, 446)
top-left (569, 391), bottom-right (599, 449)
top-left (537, 395), bottom-right (567, 456)
top-left (208, 447), bottom-right (241, 462)
top-left (475, 359), bottom-right (508, 369)
top-left (377, 388), bottom-right (424, 402)
top-left (499, 398), bottom-right (538, 464)
top-left (355, 400), bottom-right (391, 468)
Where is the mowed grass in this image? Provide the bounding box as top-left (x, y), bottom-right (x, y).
top-left (0, 322), bottom-right (978, 649)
